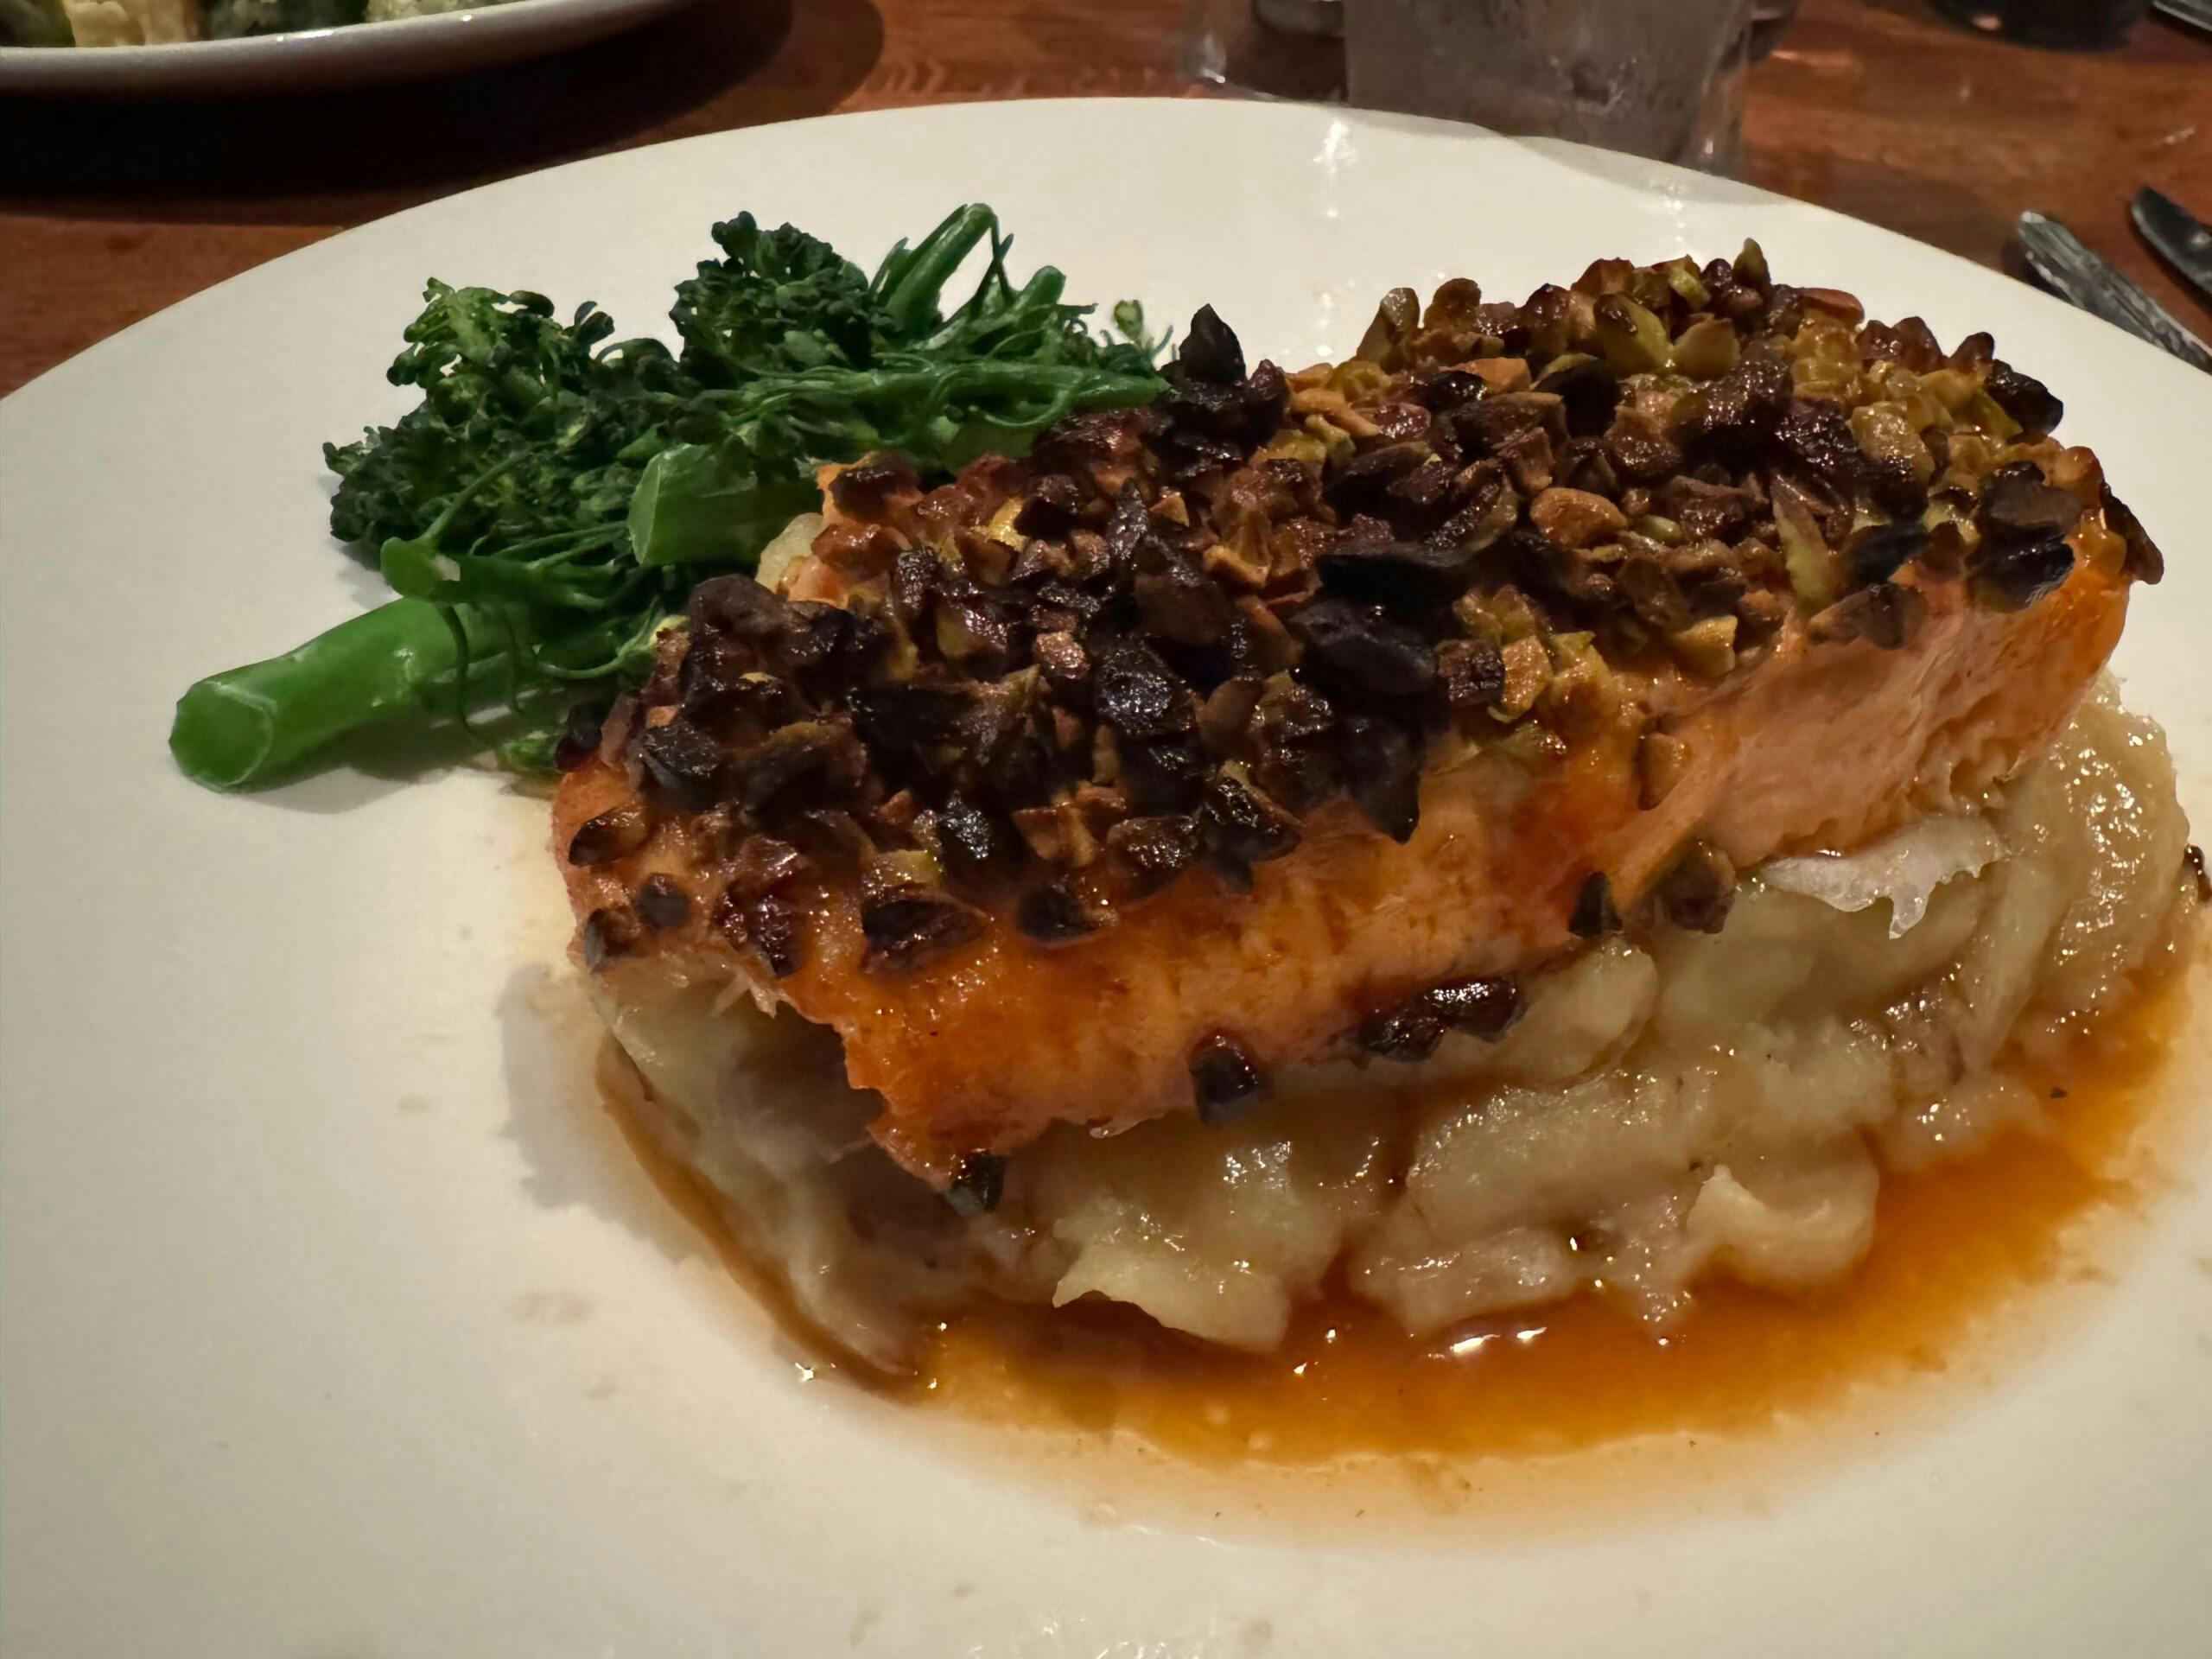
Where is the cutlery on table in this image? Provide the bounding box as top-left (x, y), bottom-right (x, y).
top-left (2016, 209), bottom-right (2212, 372)
top-left (2153, 0), bottom-right (2212, 35)
top-left (2131, 187), bottom-right (2212, 311)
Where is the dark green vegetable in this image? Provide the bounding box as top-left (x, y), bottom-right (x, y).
top-left (0, 0), bottom-right (72, 44)
top-left (323, 283), bottom-right (688, 556)
top-left (170, 599), bottom-right (482, 791)
top-left (670, 213), bottom-right (884, 383)
top-left (170, 205), bottom-right (1163, 791)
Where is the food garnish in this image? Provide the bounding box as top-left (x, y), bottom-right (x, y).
top-left (168, 206), bottom-right (1160, 790)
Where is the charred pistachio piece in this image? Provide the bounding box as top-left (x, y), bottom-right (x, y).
top-left (859, 857), bottom-right (985, 972)
top-left (711, 880), bottom-right (808, 979)
top-left (1316, 537), bottom-right (1483, 611)
top-left (1618, 554), bottom-right (1691, 633)
top-left (1845, 520), bottom-right (1929, 588)
top-left (2099, 484), bottom-right (2164, 584)
top-left (1658, 842), bottom-right (1736, 933)
top-left (553, 700), bottom-right (612, 772)
top-left (1322, 444), bottom-right (1430, 519)
top-left (725, 836), bottom-right (809, 899)
top-left (1033, 629), bottom-right (1090, 691)
top-left (1422, 976), bottom-right (1523, 1040)
top-left (1256, 679), bottom-right (1337, 747)
top-left (1095, 640), bottom-right (1198, 742)
top-left (944, 1153), bottom-right (1007, 1217)
top-left (1983, 362), bottom-right (2062, 437)
top-left (1356, 286), bottom-right (1421, 365)
top-left (1338, 715), bottom-right (1421, 843)
top-left (731, 721), bottom-right (863, 815)
top-left (632, 874), bottom-right (692, 931)
top-left (567, 797), bottom-right (652, 868)
top-left (1967, 536), bottom-right (2074, 612)
top-left (1106, 814), bottom-right (1201, 898)
top-left (1569, 871), bottom-right (1622, 939)
top-left (687, 571), bottom-right (791, 640)
top-left (1360, 1002), bottom-right (1446, 1063)
top-left (1178, 304), bottom-right (1247, 385)
top-left (1287, 598), bottom-right (1438, 697)
top-left (1533, 355), bottom-right (1621, 437)
top-left (1135, 556), bottom-right (1236, 645)
top-left (743, 893), bottom-right (806, 979)
top-left (849, 683), bottom-right (967, 756)
top-left (1111, 731), bottom-right (1198, 814)
top-left (1774, 400), bottom-right (1872, 495)
top-left (2186, 844), bottom-right (2211, 905)
top-left (827, 451), bottom-right (921, 516)
top-left (636, 717), bottom-right (727, 813)
top-left (1977, 465), bottom-right (2082, 546)
top-left (1437, 637), bottom-right (1507, 712)
top-left (580, 905), bottom-right (641, 971)
top-left (1198, 770), bottom-right (1301, 890)
top-left (1189, 1033), bottom-right (1268, 1125)
top-left (1809, 582), bottom-right (1926, 650)
top-left (932, 792), bottom-right (1010, 882)
top-left (1018, 880), bottom-right (1102, 944)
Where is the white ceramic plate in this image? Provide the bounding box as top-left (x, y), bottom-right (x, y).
top-left (4, 99), bottom-right (2210, 1657)
top-left (0, 0), bottom-right (693, 94)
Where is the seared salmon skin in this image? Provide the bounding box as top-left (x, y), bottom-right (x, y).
top-left (555, 245), bottom-right (2161, 1182)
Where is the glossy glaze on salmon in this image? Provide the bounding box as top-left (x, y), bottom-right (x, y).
top-left (554, 246), bottom-right (2161, 1184)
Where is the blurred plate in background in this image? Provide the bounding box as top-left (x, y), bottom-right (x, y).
top-left (0, 0), bottom-right (696, 95)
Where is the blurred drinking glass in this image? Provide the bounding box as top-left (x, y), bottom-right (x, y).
top-left (1749, 0), bottom-right (1800, 60)
top-left (1179, 0), bottom-right (1348, 102)
top-left (1338, 0), bottom-right (1761, 170)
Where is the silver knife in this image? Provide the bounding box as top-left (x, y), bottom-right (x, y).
top-left (2132, 187), bottom-right (2212, 309)
top-left (2017, 210), bottom-right (2212, 372)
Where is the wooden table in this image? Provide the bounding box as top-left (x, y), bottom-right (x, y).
top-left (3, 0), bottom-right (2209, 397)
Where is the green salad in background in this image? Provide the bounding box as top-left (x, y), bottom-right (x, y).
top-left (168, 204), bottom-right (1163, 790)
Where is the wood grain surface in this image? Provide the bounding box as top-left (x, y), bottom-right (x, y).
top-left (3, 0), bottom-right (2209, 397)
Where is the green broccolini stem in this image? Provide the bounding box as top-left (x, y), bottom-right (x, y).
top-left (168, 595), bottom-right (657, 790)
top-left (873, 205), bottom-right (998, 336)
top-left (168, 597), bottom-right (491, 790)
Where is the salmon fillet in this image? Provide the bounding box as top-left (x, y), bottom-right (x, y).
top-left (555, 247), bottom-right (2160, 1184)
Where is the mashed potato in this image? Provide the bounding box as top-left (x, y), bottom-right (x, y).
top-left (597, 680), bottom-right (2191, 1368)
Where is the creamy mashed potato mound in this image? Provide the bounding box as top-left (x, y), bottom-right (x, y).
top-left (596, 680), bottom-right (2190, 1369)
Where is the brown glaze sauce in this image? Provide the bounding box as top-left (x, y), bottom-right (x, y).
top-left (601, 945), bottom-right (2202, 1473)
